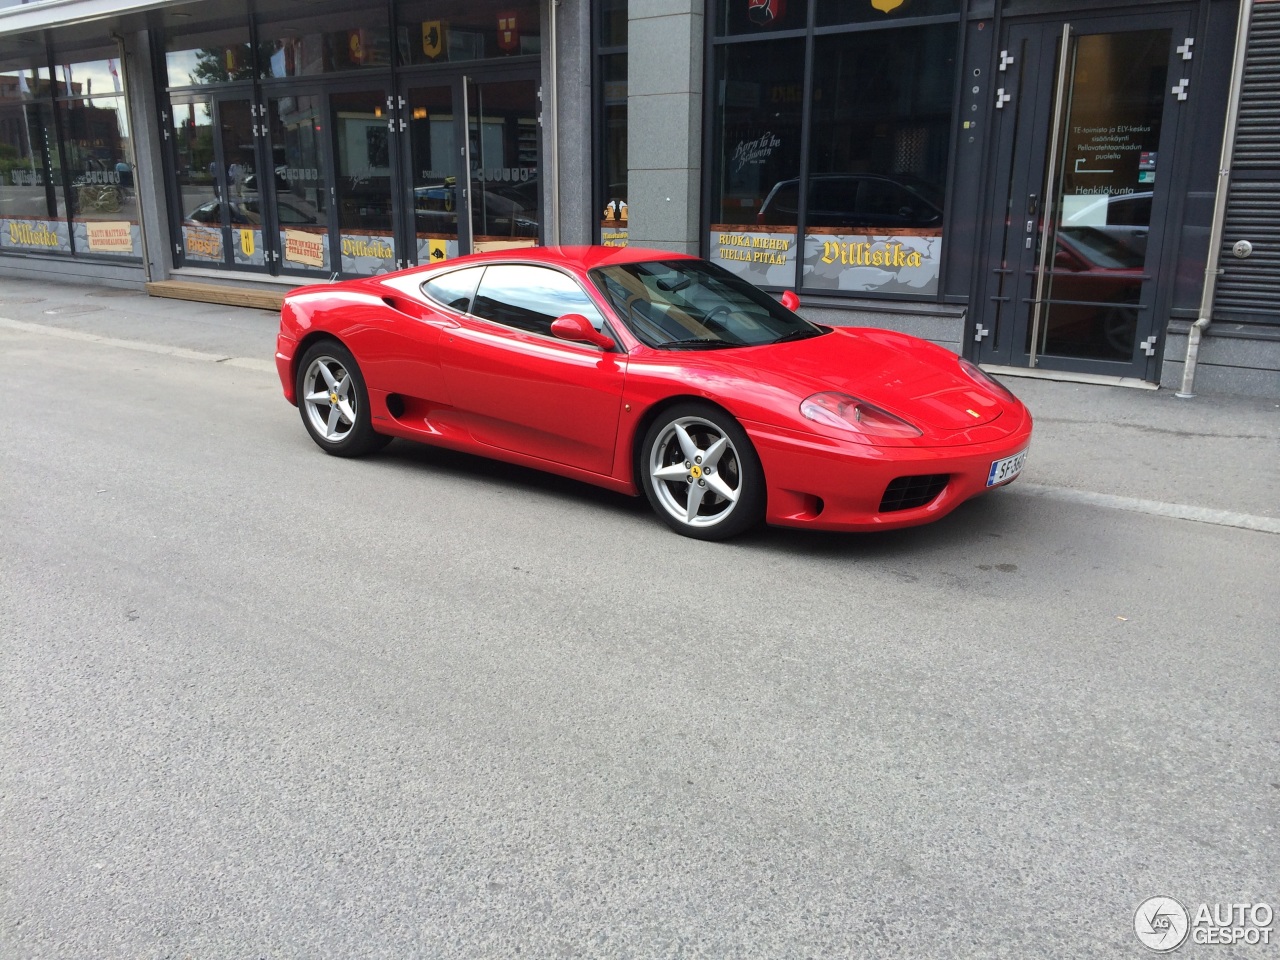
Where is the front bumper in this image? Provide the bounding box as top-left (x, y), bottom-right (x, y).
top-left (745, 412), bottom-right (1033, 532)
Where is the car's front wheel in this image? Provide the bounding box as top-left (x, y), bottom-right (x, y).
top-left (295, 341), bottom-right (391, 457)
top-left (640, 403), bottom-right (765, 540)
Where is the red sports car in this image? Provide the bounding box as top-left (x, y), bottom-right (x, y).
top-left (275, 246), bottom-right (1031, 540)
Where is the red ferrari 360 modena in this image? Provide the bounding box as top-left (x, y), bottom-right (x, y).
top-left (275, 246), bottom-right (1032, 540)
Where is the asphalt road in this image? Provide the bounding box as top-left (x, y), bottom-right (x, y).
top-left (2, 319), bottom-right (1277, 958)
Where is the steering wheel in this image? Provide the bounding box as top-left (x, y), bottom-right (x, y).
top-left (701, 304), bottom-right (735, 332)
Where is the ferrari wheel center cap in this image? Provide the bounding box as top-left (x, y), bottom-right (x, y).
top-left (690, 465), bottom-right (703, 479)
top-left (329, 392), bottom-right (339, 405)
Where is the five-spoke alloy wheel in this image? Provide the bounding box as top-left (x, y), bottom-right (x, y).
top-left (640, 402), bottom-right (765, 540)
top-left (295, 341), bottom-right (390, 457)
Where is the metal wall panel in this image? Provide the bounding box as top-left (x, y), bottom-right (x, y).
top-left (1217, 1), bottom-right (1280, 323)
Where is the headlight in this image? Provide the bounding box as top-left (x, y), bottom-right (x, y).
top-left (958, 357), bottom-right (1016, 403)
top-left (800, 392), bottom-right (922, 440)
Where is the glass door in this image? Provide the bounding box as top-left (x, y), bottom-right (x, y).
top-left (170, 95), bottom-right (268, 271)
top-left (402, 80), bottom-right (463, 265)
top-left (465, 74), bottom-right (540, 253)
top-left (330, 87), bottom-right (401, 276)
top-left (975, 15), bottom-right (1191, 379)
top-left (264, 92), bottom-right (333, 278)
top-left (217, 97), bottom-right (268, 271)
top-left (395, 68), bottom-right (541, 264)
top-left (171, 96), bottom-right (221, 267)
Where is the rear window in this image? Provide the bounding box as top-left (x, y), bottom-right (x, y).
top-left (422, 266), bottom-right (484, 312)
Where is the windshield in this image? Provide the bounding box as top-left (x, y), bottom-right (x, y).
top-left (590, 259), bottom-right (824, 349)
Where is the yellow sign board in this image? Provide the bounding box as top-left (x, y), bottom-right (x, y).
top-left (422, 20), bottom-right (445, 59)
top-left (284, 229), bottom-right (325, 268)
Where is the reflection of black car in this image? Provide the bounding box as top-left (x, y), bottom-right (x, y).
top-left (413, 179), bottom-right (538, 238)
top-left (185, 198), bottom-right (320, 227)
top-left (241, 165), bottom-right (290, 193)
top-left (758, 174), bottom-right (943, 230)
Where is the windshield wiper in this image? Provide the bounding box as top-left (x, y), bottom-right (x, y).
top-left (772, 329), bottom-right (821, 344)
top-left (652, 337), bottom-right (737, 350)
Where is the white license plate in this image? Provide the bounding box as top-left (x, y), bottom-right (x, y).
top-left (987, 449), bottom-right (1027, 487)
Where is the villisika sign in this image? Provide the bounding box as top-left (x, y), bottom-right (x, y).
top-left (803, 232), bottom-right (941, 296)
top-left (2, 218), bottom-right (71, 253)
top-left (340, 233), bottom-right (395, 275)
top-left (709, 226), bottom-right (941, 294)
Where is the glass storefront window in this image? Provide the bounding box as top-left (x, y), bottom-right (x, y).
top-left (707, 38), bottom-right (804, 286)
top-left (802, 23), bottom-right (956, 295)
top-left (599, 52), bottom-right (627, 246)
top-left (467, 78), bottom-right (539, 251)
top-left (1, 46), bottom-right (139, 259)
top-left (599, 0), bottom-right (628, 48)
top-left (172, 98), bottom-right (220, 262)
top-left (256, 0), bottom-right (390, 77)
top-left (60, 94), bottom-right (139, 239)
top-left (714, 0), bottom-right (808, 37)
top-left (331, 89), bottom-right (396, 274)
top-left (1, 60), bottom-right (39, 100)
top-left (0, 97), bottom-right (63, 225)
top-left (408, 83), bottom-right (460, 263)
top-left (270, 94), bottom-right (331, 276)
top-left (51, 59), bottom-right (123, 98)
top-left (162, 0), bottom-right (254, 88)
top-left (708, 12), bottom-right (959, 297)
top-left (395, 0), bottom-right (539, 66)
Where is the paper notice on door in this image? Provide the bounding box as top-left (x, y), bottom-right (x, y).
top-left (284, 229), bottom-right (326, 267)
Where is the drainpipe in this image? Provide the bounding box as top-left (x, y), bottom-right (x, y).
top-left (1178, 0), bottom-right (1253, 398)
top-left (546, 0), bottom-right (561, 246)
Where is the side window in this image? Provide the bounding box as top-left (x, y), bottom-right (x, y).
top-left (422, 266), bottom-right (485, 312)
top-left (471, 265), bottom-right (608, 336)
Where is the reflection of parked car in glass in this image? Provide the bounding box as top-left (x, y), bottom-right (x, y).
top-left (1061, 191), bottom-right (1152, 260)
top-left (757, 174), bottom-right (943, 230)
top-left (241, 165), bottom-right (291, 193)
top-left (185, 197), bottom-right (320, 227)
top-left (1044, 226), bottom-right (1145, 359)
top-left (413, 178), bottom-right (538, 238)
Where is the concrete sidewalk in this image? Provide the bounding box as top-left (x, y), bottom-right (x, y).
top-left (3, 275), bottom-right (1277, 523)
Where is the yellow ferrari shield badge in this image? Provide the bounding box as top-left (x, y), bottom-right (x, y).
top-left (871, 0), bottom-right (906, 11)
top-left (239, 229), bottom-right (255, 257)
top-left (422, 20), bottom-right (445, 59)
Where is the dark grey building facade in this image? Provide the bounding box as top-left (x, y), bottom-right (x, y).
top-left (2, 0), bottom-right (1277, 398)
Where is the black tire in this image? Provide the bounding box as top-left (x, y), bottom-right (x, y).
top-left (294, 340), bottom-right (391, 457)
top-left (639, 401), bottom-right (766, 541)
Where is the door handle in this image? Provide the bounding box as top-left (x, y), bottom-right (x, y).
top-left (1027, 194), bottom-right (1038, 215)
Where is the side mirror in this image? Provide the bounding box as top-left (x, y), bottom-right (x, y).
top-left (551, 313), bottom-right (615, 350)
top-left (781, 290), bottom-right (801, 312)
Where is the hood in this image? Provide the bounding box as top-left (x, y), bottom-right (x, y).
top-left (718, 327), bottom-right (1005, 431)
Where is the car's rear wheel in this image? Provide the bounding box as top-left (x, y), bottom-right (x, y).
top-left (295, 341), bottom-right (390, 457)
top-left (640, 403), bottom-right (765, 540)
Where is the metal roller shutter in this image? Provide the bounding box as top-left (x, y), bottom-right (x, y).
top-left (1217, 1), bottom-right (1280, 323)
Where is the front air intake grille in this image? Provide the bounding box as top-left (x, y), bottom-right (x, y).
top-left (879, 474), bottom-right (949, 513)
